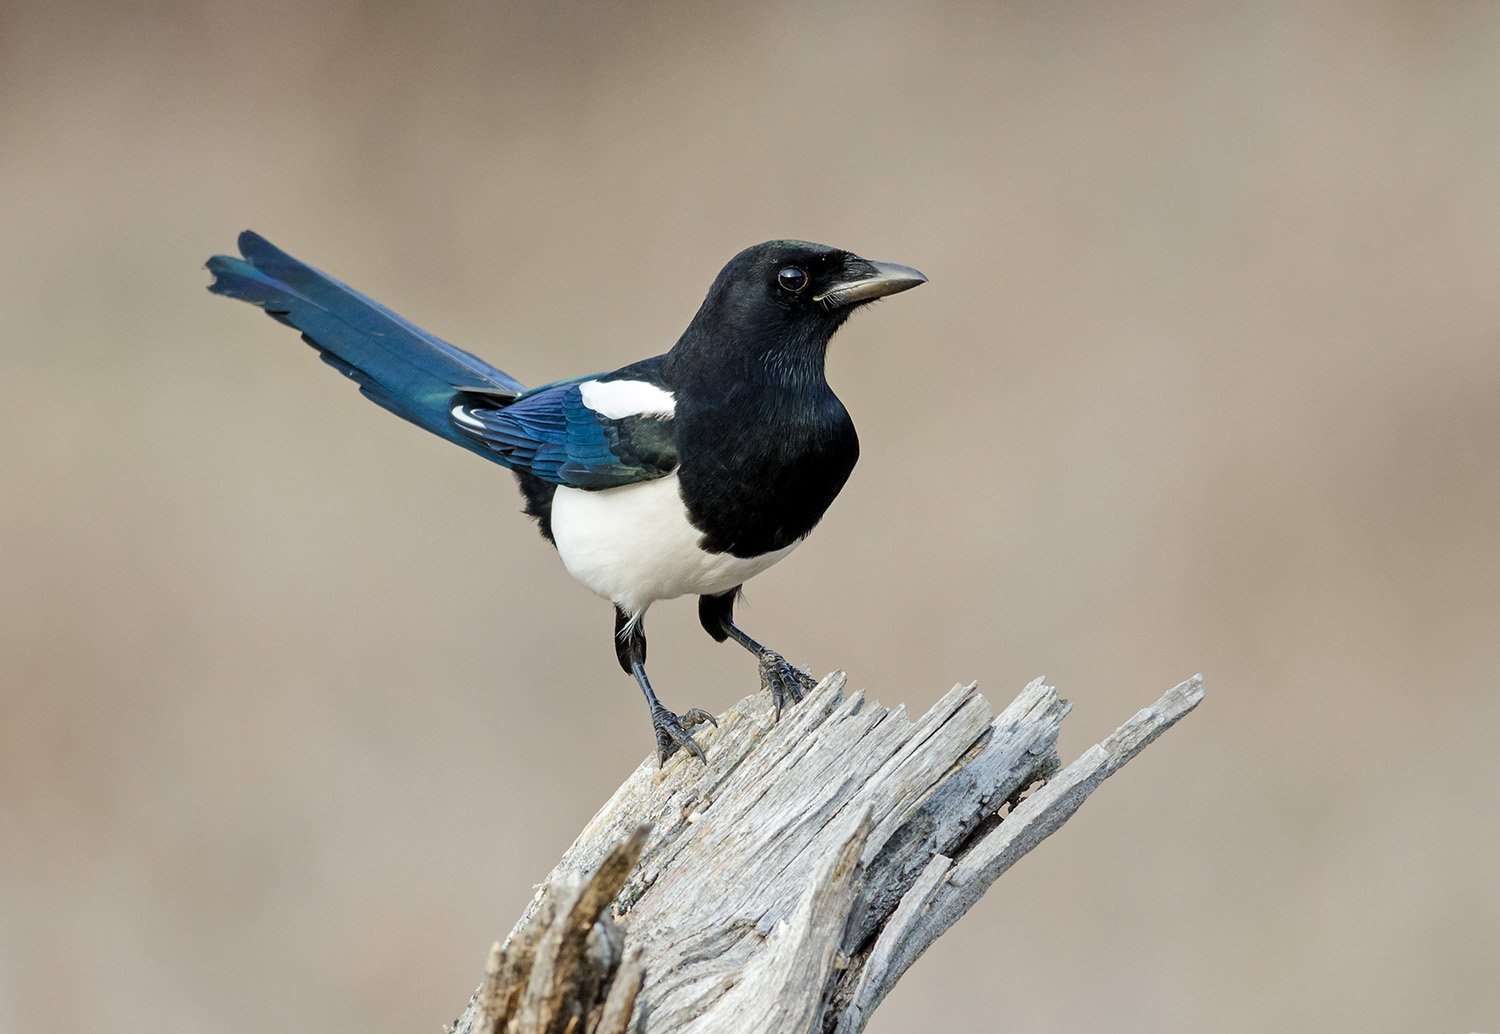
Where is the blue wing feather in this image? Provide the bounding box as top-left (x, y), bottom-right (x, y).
top-left (453, 382), bottom-right (677, 489)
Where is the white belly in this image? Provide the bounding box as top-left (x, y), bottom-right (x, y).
top-left (550, 474), bottom-right (799, 618)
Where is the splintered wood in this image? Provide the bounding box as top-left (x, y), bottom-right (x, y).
top-left (449, 673), bottom-right (1203, 1034)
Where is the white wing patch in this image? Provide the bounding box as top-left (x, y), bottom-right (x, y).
top-left (578, 379), bottom-right (676, 420)
top-left (449, 404), bottom-right (486, 430)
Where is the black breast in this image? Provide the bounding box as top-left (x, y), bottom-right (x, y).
top-left (674, 388), bottom-right (859, 559)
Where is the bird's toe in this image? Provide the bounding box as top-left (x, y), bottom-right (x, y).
top-left (760, 653), bottom-right (816, 719)
top-left (651, 704), bottom-right (711, 765)
top-left (680, 707), bottom-right (719, 730)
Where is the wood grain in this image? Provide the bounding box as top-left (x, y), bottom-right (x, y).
top-left (449, 672), bottom-right (1204, 1033)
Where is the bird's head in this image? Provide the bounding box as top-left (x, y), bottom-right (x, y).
top-left (672, 240), bottom-right (926, 380)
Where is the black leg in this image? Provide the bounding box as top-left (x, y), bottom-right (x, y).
top-left (615, 608), bottom-right (715, 765)
top-left (698, 589), bottom-right (817, 718)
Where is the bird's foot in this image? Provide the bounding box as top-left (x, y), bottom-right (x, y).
top-left (651, 704), bottom-right (718, 766)
top-left (760, 653), bottom-right (818, 720)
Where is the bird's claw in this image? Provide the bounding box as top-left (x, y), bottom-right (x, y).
top-left (760, 653), bottom-right (817, 719)
top-left (681, 707), bottom-right (719, 729)
top-left (651, 704), bottom-right (715, 766)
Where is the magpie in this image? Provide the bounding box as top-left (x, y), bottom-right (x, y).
top-left (206, 232), bottom-right (926, 763)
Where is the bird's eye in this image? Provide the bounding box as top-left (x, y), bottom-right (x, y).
top-left (777, 266), bottom-right (809, 294)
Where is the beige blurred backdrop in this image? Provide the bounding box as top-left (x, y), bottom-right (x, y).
top-left (2, 1), bottom-right (1498, 1031)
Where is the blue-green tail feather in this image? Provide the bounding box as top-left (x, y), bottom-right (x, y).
top-left (206, 231), bottom-right (526, 463)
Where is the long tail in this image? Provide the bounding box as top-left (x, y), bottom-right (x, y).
top-left (206, 231), bottom-right (526, 463)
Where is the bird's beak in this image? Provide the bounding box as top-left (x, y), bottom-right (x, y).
top-left (814, 258), bottom-right (928, 310)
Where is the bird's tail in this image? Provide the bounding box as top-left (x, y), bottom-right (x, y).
top-left (206, 231), bottom-right (527, 461)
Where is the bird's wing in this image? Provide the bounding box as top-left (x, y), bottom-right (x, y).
top-left (451, 375), bottom-right (679, 490)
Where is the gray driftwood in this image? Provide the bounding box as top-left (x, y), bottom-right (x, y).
top-left (450, 671), bottom-right (1204, 1034)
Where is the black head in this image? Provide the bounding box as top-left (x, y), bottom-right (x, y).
top-left (671, 240), bottom-right (926, 379)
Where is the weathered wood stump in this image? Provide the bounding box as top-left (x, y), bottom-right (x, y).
top-left (451, 671), bottom-right (1204, 1033)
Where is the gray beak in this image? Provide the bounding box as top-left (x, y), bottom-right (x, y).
top-left (814, 259), bottom-right (928, 310)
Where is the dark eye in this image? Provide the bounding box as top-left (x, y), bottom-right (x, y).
top-left (777, 266), bottom-right (809, 294)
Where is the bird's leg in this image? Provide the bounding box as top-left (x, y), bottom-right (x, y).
top-left (615, 608), bottom-right (715, 765)
top-left (698, 590), bottom-right (818, 719)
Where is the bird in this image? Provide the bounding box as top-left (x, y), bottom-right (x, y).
top-left (206, 231), bottom-right (926, 763)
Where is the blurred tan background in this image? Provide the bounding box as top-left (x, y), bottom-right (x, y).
top-left (2, 1), bottom-right (1498, 1030)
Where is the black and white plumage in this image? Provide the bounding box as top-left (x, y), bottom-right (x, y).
top-left (207, 233), bottom-right (926, 762)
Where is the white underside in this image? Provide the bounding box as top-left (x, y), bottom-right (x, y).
top-left (551, 474), bottom-right (799, 618)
